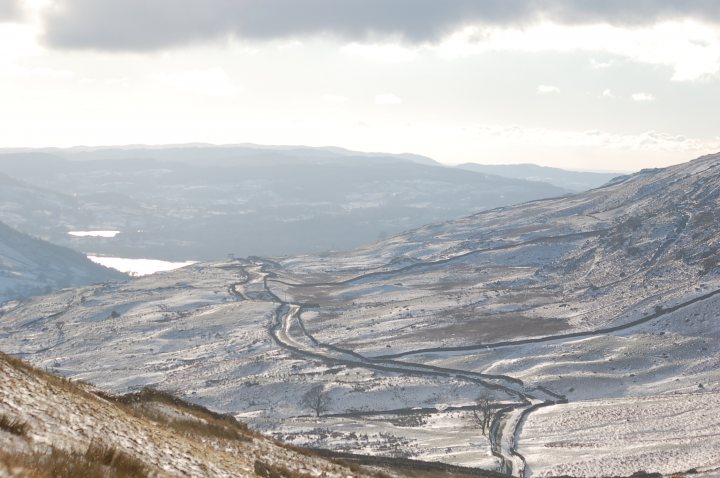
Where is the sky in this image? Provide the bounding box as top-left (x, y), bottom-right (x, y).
top-left (1, 1), bottom-right (720, 171)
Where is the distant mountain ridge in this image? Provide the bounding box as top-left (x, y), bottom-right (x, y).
top-left (0, 144), bottom-right (568, 261)
top-left (0, 143), bottom-right (442, 167)
top-left (457, 162), bottom-right (624, 191)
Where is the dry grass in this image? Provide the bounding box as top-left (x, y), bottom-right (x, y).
top-left (0, 352), bottom-right (95, 400)
top-left (137, 403), bottom-right (253, 442)
top-left (1, 351), bottom-right (49, 378)
top-left (0, 444), bottom-right (150, 478)
top-left (0, 352), bottom-right (377, 478)
top-left (1, 352), bottom-right (385, 477)
top-left (0, 353), bottom-right (152, 477)
top-left (170, 414), bottom-right (253, 442)
top-left (0, 414), bottom-right (29, 437)
top-left (279, 444), bottom-right (391, 478)
top-left (84, 442), bottom-right (150, 477)
top-left (2, 353), bottom-right (256, 445)
top-left (254, 459), bottom-right (317, 478)
top-left (98, 387), bottom-right (257, 443)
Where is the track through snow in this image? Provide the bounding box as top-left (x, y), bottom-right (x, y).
top-left (262, 268), bottom-right (561, 477)
top-left (260, 260), bottom-right (720, 477)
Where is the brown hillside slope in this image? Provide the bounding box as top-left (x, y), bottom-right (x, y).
top-left (0, 352), bottom-right (371, 478)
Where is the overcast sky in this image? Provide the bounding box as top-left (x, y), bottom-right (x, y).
top-left (1, 0), bottom-right (720, 170)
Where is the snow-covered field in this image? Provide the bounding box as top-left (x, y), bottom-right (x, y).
top-left (520, 392), bottom-right (720, 477)
top-left (271, 411), bottom-right (497, 469)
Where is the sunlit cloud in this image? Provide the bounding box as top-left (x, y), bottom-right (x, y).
top-left (341, 42), bottom-right (418, 62)
top-left (631, 92), bottom-right (656, 102)
top-left (476, 125), bottom-right (719, 153)
top-left (537, 84), bottom-right (560, 94)
top-left (591, 59), bottom-right (615, 69)
top-left (435, 21), bottom-right (720, 81)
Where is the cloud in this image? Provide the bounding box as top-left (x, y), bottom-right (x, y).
top-left (537, 84), bottom-right (560, 94)
top-left (591, 58), bottom-right (614, 69)
top-left (631, 92), bottom-right (656, 102)
top-left (0, 0), bottom-right (20, 21)
top-left (151, 68), bottom-right (242, 97)
top-left (477, 124), bottom-right (720, 153)
top-left (434, 21), bottom-right (720, 81)
top-left (374, 94), bottom-right (403, 105)
top-left (341, 42), bottom-right (418, 62)
top-left (602, 88), bottom-right (615, 98)
top-left (40, 0), bottom-right (720, 52)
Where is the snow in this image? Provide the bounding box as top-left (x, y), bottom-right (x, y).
top-left (520, 392), bottom-right (720, 477)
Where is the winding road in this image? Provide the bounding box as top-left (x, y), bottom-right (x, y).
top-left (242, 263), bottom-right (562, 477)
top-left (238, 256), bottom-right (720, 477)
top-left (269, 303), bottom-right (545, 476)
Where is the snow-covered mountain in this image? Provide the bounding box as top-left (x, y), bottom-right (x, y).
top-left (0, 220), bottom-right (126, 302)
top-left (2, 152), bottom-right (720, 477)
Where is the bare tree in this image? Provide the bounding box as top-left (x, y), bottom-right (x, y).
top-left (472, 394), bottom-right (495, 436)
top-left (301, 384), bottom-right (331, 418)
top-left (54, 321), bottom-right (65, 336)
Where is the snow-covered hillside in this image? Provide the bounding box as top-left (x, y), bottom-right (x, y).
top-left (0, 221), bottom-right (126, 303)
top-left (2, 152), bottom-right (720, 477)
top-left (0, 352), bottom-right (394, 478)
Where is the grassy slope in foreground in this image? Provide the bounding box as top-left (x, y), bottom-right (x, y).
top-left (0, 351), bottom-right (371, 478)
top-left (0, 352), bottom-right (505, 478)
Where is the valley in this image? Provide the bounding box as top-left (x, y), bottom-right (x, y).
top-left (2, 153), bottom-right (720, 476)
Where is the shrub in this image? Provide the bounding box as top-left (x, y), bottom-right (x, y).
top-left (98, 387), bottom-right (256, 442)
top-left (0, 445), bottom-right (150, 478)
top-left (0, 414), bottom-right (29, 436)
top-left (42, 447), bottom-right (108, 478)
top-left (701, 256), bottom-right (718, 276)
top-left (84, 443), bottom-right (149, 477)
top-left (254, 459), bottom-right (316, 478)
